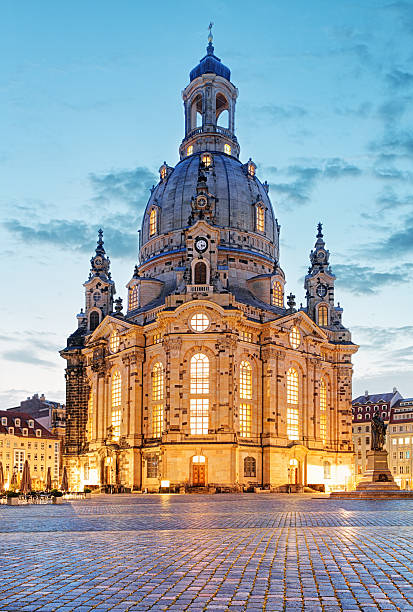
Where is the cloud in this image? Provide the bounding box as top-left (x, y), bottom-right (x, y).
top-left (366, 213), bottom-right (413, 258)
top-left (352, 325), bottom-right (413, 349)
top-left (259, 105), bottom-right (308, 121)
top-left (269, 158), bottom-right (362, 208)
top-left (89, 166), bottom-right (156, 213)
top-left (2, 350), bottom-right (57, 369)
top-left (334, 263), bottom-right (412, 294)
top-left (386, 69), bottom-right (413, 89)
top-left (370, 130), bottom-right (413, 158)
top-left (335, 102), bottom-right (372, 118)
top-left (376, 187), bottom-right (413, 209)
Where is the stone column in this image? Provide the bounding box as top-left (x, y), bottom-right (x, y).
top-left (261, 347), bottom-right (278, 437)
top-left (217, 336), bottom-right (236, 432)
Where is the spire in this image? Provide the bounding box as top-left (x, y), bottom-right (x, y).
top-left (309, 222), bottom-right (329, 270)
top-left (89, 228), bottom-right (111, 279)
top-left (95, 228), bottom-right (106, 256)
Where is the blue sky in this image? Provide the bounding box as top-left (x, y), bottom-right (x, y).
top-left (1, 0), bottom-right (413, 407)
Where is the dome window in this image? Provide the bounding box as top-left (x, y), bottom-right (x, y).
top-left (187, 145), bottom-right (194, 156)
top-left (190, 312), bottom-right (210, 333)
top-left (149, 208), bottom-right (157, 237)
top-left (224, 144), bottom-right (231, 155)
top-left (255, 204), bottom-right (265, 233)
top-left (289, 326), bottom-right (301, 349)
top-left (247, 159), bottom-right (256, 177)
top-left (129, 285), bottom-right (139, 311)
top-left (201, 153), bottom-right (212, 168)
top-left (271, 281), bottom-right (283, 308)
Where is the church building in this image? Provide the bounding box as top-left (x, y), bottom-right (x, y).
top-left (61, 35), bottom-right (358, 493)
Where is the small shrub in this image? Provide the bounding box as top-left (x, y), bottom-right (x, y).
top-left (50, 489), bottom-right (63, 497)
top-left (6, 491), bottom-right (19, 498)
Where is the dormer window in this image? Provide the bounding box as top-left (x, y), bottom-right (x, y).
top-left (22, 428), bottom-right (28, 436)
top-left (271, 281), bottom-right (283, 307)
top-left (8, 427), bottom-right (14, 435)
top-left (201, 153), bottom-right (212, 168)
top-left (28, 419), bottom-right (34, 429)
top-left (36, 429), bottom-right (42, 438)
top-left (256, 204), bottom-right (265, 233)
top-left (14, 418), bottom-right (20, 427)
top-left (247, 159), bottom-right (256, 177)
top-left (149, 208), bottom-right (157, 237)
top-left (187, 145), bottom-right (193, 156)
top-left (224, 144), bottom-right (231, 155)
top-left (1, 417), bottom-right (7, 426)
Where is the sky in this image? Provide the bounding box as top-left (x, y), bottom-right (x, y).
top-left (1, 0), bottom-right (413, 408)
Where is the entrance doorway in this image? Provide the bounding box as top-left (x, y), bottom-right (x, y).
top-left (192, 455), bottom-right (206, 486)
top-left (289, 458), bottom-right (299, 485)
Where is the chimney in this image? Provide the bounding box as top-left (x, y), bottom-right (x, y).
top-left (364, 390), bottom-right (368, 397)
top-left (393, 387), bottom-right (397, 394)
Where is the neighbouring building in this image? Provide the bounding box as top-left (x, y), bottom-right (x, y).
top-left (387, 397), bottom-right (413, 489)
top-left (61, 35), bottom-right (358, 493)
top-left (7, 393), bottom-right (66, 442)
top-left (0, 410), bottom-right (60, 489)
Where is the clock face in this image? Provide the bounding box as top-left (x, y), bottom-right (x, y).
top-left (197, 196), bottom-right (207, 208)
top-left (317, 251), bottom-right (325, 261)
top-left (195, 237), bottom-right (208, 253)
top-left (317, 284), bottom-right (327, 298)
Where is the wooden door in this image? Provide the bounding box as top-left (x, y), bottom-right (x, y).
top-left (193, 464), bottom-right (206, 486)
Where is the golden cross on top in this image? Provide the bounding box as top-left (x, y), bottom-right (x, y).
top-left (208, 22), bottom-right (214, 43)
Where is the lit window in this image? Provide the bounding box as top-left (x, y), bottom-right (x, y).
top-left (110, 330), bottom-right (120, 353)
top-left (153, 333), bottom-right (162, 344)
top-left (192, 455), bottom-right (206, 463)
top-left (289, 327), bottom-right (301, 349)
top-left (190, 312), bottom-right (209, 332)
top-left (240, 361), bottom-right (252, 400)
top-left (240, 403), bottom-right (252, 437)
top-left (244, 456), bottom-right (256, 477)
top-left (14, 418), bottom-right (20, 427)
top-left (149, 208), bottom-right (157, 237)
top-left (111, 371), bottom-right (121, 441)
top-left (256, 205), bottom-right (265, 232)
top-left (318, 304), bottom-right (328, 327)
top-left (129, 285), bottom-right (139, 310)
top-left (201, 153), bottom-right (212, 168)
top-left (240, 331), bottom-right (252, 342)
top-left (187, 145), bottom-right (193, 156)
top-left (224, 144), bottom-right (231, 155)
top-left (152, 362), bottom-right (164, 439)
top-left (286, 367), bottom-right (299, 440)
top-left (160, 166), bottom-right (167, 180)
top-left (14, 450), bottom-right (25, 473)
top-left (272, 281), bottom-right (283, 307)
top-left (320, 378), bottom-right (327, 444)
top-left (190, 353), bottom-right (209, 434)
top-left (248, 162), bottom-right (256, 177)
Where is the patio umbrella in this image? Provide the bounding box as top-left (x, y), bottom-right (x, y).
top-left (60, 466), bottom-right (68, 492)
top-left (10, 470), bottom-right (18, 491)
top-left (45, 466), bottom-right (52, 492)
top-left (0, 462), bottom-right (4, 493)
top-left (20, 460), bottom-right (32, 495)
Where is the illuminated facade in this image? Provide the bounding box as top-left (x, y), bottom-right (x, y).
top-left (61, 36), bottom-right (358, 493)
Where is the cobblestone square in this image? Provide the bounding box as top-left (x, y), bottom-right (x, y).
top-left (1, 494), bottom-right (413, 611)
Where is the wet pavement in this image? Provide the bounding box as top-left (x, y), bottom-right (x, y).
top-left (0, 493), bottom-right (413, 611)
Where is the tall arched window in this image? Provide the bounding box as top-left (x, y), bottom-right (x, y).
top-left (318, 304), bottom-right (328, 327)
top-left (149, 208), bottom-right (157, 237)
top-left (194, 261), bottom-right (207, 285)
top-left (256, 205), bottom-right (265, 232)
top-left (286, 367), bottom-right (299, 440)
top-left (89, 311), bottom-right (99, 332)
top-left (190, 353), bottom-right (209, 434)
top-left (271, 281), bottom-right (283, 307)
top-left (129, 285), bottom-right (139, 311)
top-left (320, 378), bottom-right (327, 444)
top-left (111, 371), bottom-right (121, 441)
top-left (239, 361), bottom-right (252, 437)
top-left (152, 362), bottom-right (164, 438)
top-left (110, 330), bottom-right (120, 353)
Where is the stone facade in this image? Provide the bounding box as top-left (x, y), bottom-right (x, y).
top-left (61, 38), bottom-right (358, 493)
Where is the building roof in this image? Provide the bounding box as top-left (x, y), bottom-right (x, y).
top-left (353, 392), bottom-right (395, 404)
top-left (190, 42), bottom-right (231, 82)
top-left (0, 410), bottom-right (59, 440)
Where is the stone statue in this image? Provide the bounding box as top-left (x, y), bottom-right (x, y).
top-left (371, 412), bottom-right (387, 451)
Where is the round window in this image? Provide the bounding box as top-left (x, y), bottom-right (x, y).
top-left (190, 313), bottom-right (210, 332)
top-left (289, 326), bottom-right (301, 349)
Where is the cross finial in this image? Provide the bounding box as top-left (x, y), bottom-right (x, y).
top-left (317, 222), bottom-right (323, 238)
top-left (208, 22), bottom-right (214, 43)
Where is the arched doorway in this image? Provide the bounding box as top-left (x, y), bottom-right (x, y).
top-left (192, 455), bottom-right (206, 486)
top-left (289, 459), bottom-right (299, 485)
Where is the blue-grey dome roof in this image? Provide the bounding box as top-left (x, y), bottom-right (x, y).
top-left (190, 43), bottom-right (231, 82)
top-left (141, 153), bottom-right (278, 257)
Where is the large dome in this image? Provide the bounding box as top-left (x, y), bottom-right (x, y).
top-left (140, 153), bottom-right (278, 257)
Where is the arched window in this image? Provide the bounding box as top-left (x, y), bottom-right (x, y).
top-left (89, 311), bottom-right (99, 332)
top-left (152, 362), bottom-right (164, 438)
top-left (201, 153), bottom-right (212, 168)
top-left (190, 353), bottom-right (209, 434)
top-left (111, 371), bottom-right (121, 441)
top-left (149, 208), bottom-right (157, 237)
top-left (256, 205), bottom-right (265, 232)
top-left (239, 361), bottom-right (252, 437)
top-left (271, 281), bottom-right (283, 307)
top-left (129, 285), bottom-right (139, 311)
top-left (224, 144), bottom-right (231, 155)
top-left (320, 378), bottom-right (327, 444)
top-left (216, 92), bottom-right (229, 127)
top-left (286, 367), bottom-right (299, 440)
top-left (110, 330), bottom-right (120, 353)
top-left (318, 304), bottom-right (328, 327)
top-left (187, 145), bottom-right (193, 156)
top-left (194, 261), bottom-right (207, 285)
top-left (244, 456), bottom-right (256, 477)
